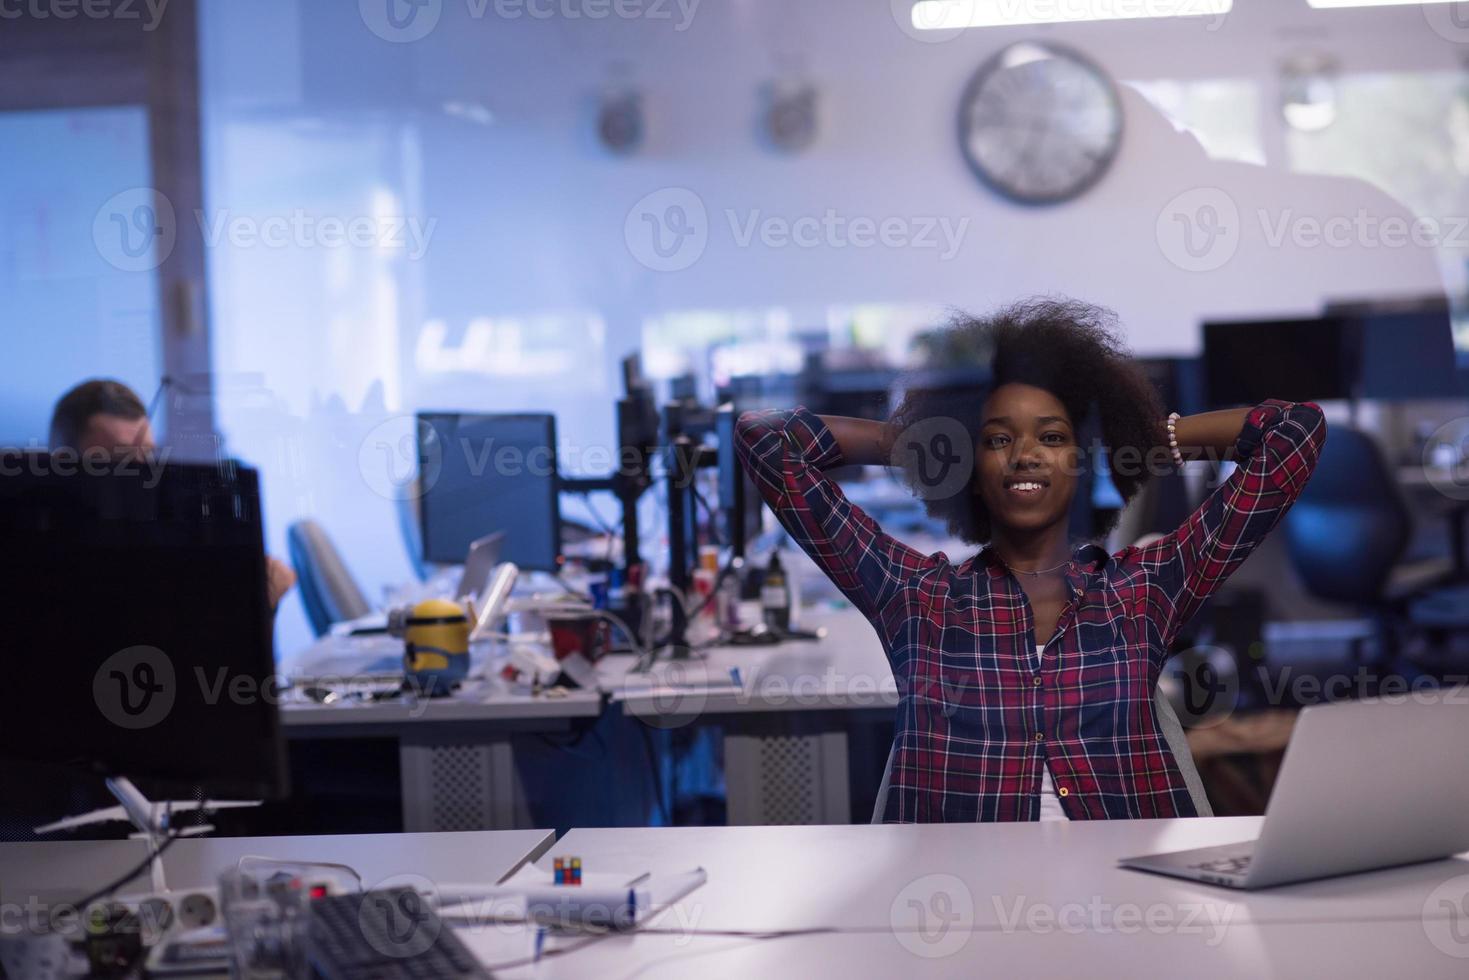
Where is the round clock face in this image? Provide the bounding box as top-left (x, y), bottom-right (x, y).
top-left (959, 42), bottom-right (1123, 206)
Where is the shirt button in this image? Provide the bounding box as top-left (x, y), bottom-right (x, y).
top-left (1058, 787), bottom-right (1070, 797)
top-left (1034, 732), bottom-right (1044, 742)
top-left (1032, 676), bottom-right (1042, 687)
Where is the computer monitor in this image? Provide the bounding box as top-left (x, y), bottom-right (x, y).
top-left (0, 455), bottom-right (288, 801)
top-left (1134, 357), bottom-right (1204, 418)
top-left (1202, 317), bottom-right (1356, 408)
top-left (417, 413), bottom-right (563, 572)
top-left (716, 405), bottom-right (763, 555)
top-left (1336, 307), bottom-right (1461, 400)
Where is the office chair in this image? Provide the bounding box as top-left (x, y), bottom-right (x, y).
top-left (287, 520), bottom-right (373, 636)
top-left (1283, 426), bottom-right (1457, 664)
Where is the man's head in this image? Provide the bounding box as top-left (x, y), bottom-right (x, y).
top-left (49, 380), bottom-right (155, 459)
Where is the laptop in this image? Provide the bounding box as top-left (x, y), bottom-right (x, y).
top-left (455, 531), bottom-right (506, 601)
top-left (1120, 694), bottom-right (1469, 889)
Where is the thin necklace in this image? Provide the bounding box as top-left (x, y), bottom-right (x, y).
top-left (997, 554), bottom-right (1069, 576)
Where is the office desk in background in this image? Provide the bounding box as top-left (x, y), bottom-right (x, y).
top-left (282, 634), bottom-right (603, 833)
top-left (284, 605), bottom-right (896, 830)
top-left (605, 606), bottom-right (896, 825)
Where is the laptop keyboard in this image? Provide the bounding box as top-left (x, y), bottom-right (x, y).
top-left (1188, 854), bottom-right (1253, 876)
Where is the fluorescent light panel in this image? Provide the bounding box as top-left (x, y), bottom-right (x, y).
top-left (910, 0), bottom-right (1233, 30)
top-left (1307, 1), bottom-right (1459, 8)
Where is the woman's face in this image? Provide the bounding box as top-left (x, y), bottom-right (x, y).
top-left (973, 383), bottom-right (1079, 535)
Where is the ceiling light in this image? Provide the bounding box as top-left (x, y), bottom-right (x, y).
top-left (909, 0), bottom-right (1233, 30)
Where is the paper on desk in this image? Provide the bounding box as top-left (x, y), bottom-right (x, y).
top-left (436, 866), bottom-right (706, 931)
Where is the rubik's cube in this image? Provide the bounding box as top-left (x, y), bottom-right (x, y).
top-left (553, 857), bottom-right (582, 885)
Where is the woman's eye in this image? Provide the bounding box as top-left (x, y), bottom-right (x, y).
top-left (983, 434), bottom-right (1009, 449)
top-left (1041, 432), bottom-right (1066, 445)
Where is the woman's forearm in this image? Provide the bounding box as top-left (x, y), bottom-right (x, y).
top-left (1169, 407), bottom-right (1252, 462)
top-left (817, 414), bottom-right (896, 467)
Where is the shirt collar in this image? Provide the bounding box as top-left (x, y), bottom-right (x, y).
top-left (967, 542), bottom-right (1110, 591)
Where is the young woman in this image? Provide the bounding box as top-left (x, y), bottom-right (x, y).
top-left (735, 299), bottom-right (1326, 822)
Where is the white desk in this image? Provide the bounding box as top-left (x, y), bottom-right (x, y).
top-left (452, 819), bottom-right (1469, 978)
top-left (465, 921), bottom-right (1469, 979)
top-left (0, 829), bottom-right (554, 901)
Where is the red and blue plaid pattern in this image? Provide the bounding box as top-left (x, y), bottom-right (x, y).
top-left (736, 400), bottom-right (1325, 822)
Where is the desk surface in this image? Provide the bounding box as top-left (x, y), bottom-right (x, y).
top-left (5, 823), bottom-right (1466, 977)
top-left (0, 829), bottom-right (554, 901)
top-left (464, 918), bottom-right (1469, 980)
top-left (545, 820), bottom-right (1469, 933)
top-left (280, 633), bottom-right (603, 728)
top-left (605, 607), bottom-right (897, 720)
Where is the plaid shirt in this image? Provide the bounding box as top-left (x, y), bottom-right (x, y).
top-left (736, 400), bottom-right (1325, 822)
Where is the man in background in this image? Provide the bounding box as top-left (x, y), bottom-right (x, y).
top-left (48, 379), bottom-right (297, 609)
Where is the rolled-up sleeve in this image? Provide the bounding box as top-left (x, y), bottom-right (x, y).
top-left (735, 407), bottom-right (935, 622)
top-left (1131, 400), bottom-right (1327, 650)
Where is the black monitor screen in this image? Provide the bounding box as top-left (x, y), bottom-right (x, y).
top-left (716, 408), bottom-right (763, 547)
top-left (1203, 317), bottom-right (1355, 408)
top-left (0, 458), bottom-right (287, 801)
top-left (1356, 311), bottom-right (1461, 400)
top-left (418, 413), bottom-right (562, 571)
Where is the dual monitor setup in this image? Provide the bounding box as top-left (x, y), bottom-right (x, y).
top-left (414, 359), bottom-right (764, 600)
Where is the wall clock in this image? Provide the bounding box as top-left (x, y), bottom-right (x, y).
top-left (958, 42), bottom-right (1123, 205)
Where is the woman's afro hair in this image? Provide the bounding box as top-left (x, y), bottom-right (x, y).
top-left (888, 297), bottom-right (1166, 545)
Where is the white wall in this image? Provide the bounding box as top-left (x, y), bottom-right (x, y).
top-left (198, 0), bottom-right (1457, 653)
top-left (0, 107), bottom-right (161, 447)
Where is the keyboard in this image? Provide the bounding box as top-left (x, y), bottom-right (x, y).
top-left (307, 887), bottom-right (490, 979)
top-left (1188, 853), bottom-right (1253, 877)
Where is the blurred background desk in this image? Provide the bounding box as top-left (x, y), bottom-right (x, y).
top-left (279, 634), bottom-right (603, 834)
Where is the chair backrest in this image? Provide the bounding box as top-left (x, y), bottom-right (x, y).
top-left (1283, 427), bottom-right (1409, 604)
top-left (287, 520), bottom-right (372, 636)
